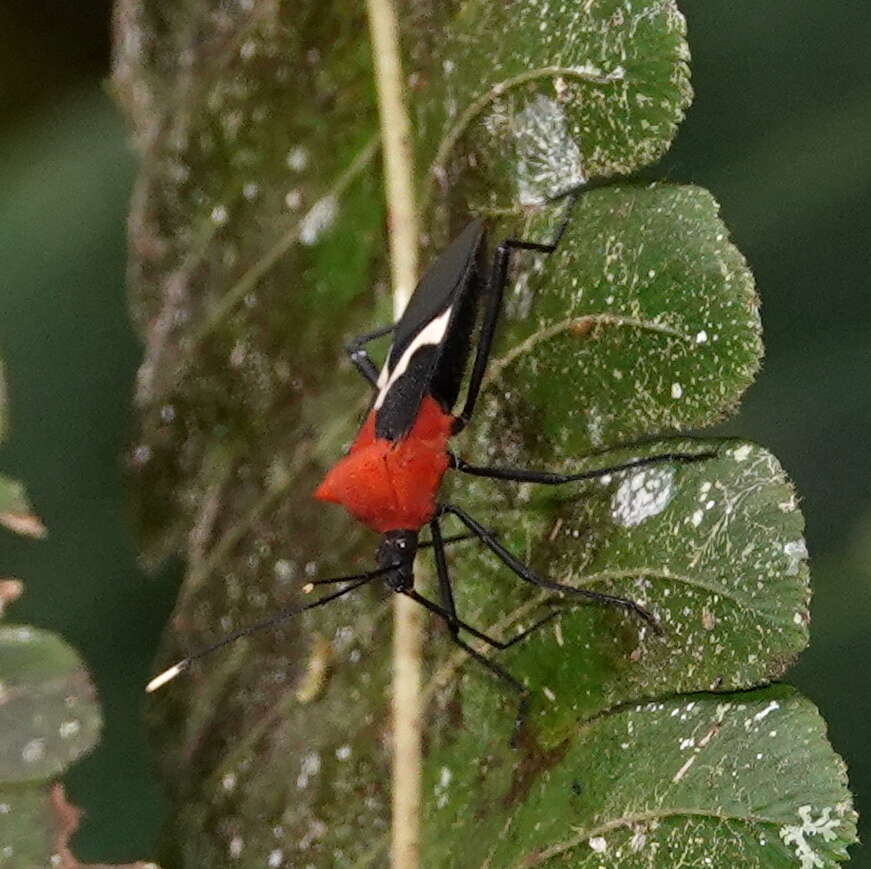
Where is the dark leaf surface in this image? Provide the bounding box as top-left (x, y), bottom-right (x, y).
top-left (114, 1), bottom-right (856, 866)
top-left (469, 183), bottom-right (761, 465)
top-left (0, 610), bottom-right (108, 868)
top-left (443, 441), bottom-right (808, 731)
top-left (0, 360), bottom-right (44, 539)
top-left (0, 782), bottom-right (161, 869)
top-left (0, 626), bottom-right (101, 783)
top-left (424, 686), bottom-right (855, 868)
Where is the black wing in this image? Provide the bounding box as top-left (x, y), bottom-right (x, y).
top-left (374, 220), bottom-right (486, 441)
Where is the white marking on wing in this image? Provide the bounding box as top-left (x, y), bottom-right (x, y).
top-left (375, 360), bottom-right (390, 393)
top-left (374, 306), bottom-right (453, 410)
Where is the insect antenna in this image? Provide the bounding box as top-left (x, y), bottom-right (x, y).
top-left (145, 563), bottom-right (395, 693)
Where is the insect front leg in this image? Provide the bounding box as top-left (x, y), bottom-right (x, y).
top-left (417, 519), bottom-right (558, 740)
top-left (417, 530), bottom-right (477, 549)
top-left (345, 322), bottom-right (395, 387)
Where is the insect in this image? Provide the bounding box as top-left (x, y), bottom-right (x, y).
top-left (148, 186), bottom-right (707, 718)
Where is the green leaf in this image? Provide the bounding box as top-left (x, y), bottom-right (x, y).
top-left (0, 357), bottom-right (7, 443)
top-left (114, 1), bottom-right (856, 867)
top-left (417, 444), bottom-right (857, 867)
top-left (0, 584), bottom-right (157, 867)
top-left (0, 474), bottom-right (46, 539)
top-left (468, 183), bottom-right (762, 464)
top-left (0, 625), bottom-right (101, 782)
top-left (0, 784), bottom-right (55, 869)
top-left (114, 0), bottom-right (384, 564)
top-left (412, 0), bottom-right (691, 209)
top-left (444, 441), bottom-right (808, 731)
top-left (0, 616), bottom-right (107, 868)
top-left (423, 686), bottom-right (856, 868)
top-left (0, 782), bottom-right (161, 869)
top-left (0, 360), bottom-right (44, 539)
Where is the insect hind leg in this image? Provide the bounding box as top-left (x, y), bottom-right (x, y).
top-left (440, 503), bottom-right (661, 634)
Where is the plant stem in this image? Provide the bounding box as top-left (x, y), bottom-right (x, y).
top-left (365, 2), bottom-right (422, 868)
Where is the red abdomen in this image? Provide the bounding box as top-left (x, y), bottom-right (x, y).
top-left (314, 395), bottom-right (454, 533)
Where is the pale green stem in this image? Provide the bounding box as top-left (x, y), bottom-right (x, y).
top-left (365, 1), bottom-right (423, 868)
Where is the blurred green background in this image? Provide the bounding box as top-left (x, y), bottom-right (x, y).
top-left (0, 1), bottom-right (868, 864)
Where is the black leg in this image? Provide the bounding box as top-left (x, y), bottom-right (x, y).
top-left (440, 503), bottom-right (661, 633)
top-left (450, 636), bottom-right (531, 739)
top-left (403, 586), bottom-right (554, 651)
top-left (429, 520), bottom-right (458, 626)
top-left (412, 576), bottom-right (528, 735)
top-left (455, 193), bottom-right (581, 430)
top-left (417, 519), bottom-right (559, 739)
top-left (345, 322), bottom-right (395, 387)
top-left (416, 524), bottom-right (557, 652)
top-left (451, 450), bottom-right (716, 485)
top-left (402, 584), bottom-right (556, 739)
top-left (417, 530), bottom-right (478, 550)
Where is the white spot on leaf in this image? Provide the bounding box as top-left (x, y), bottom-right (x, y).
top-left (286, 146), bottom-right (309, 171)
top-left (589, 836), bottom-right (607, 853)
top-left (780, 805), bottom-right (842, 869)
top-left (513, 95), bottom-right (586, 205)
top-left (58, 720), bottom-right (80, 739)
top-left (611, 467), bottom-right (675, 527)
top-left (586, 408), bottom-right (605, 447)
top-left (753, 700), bottom-right (780, 722)
top-left (732, 444), bottom-right (752, 462)
top-left (296, 751), bottom-right (321, 789)
top-left (299, 196), bottom-right (337, 245)
top-left (783, 539), bottom-right (808, 575)
top-left (22, 739), bottom-right (45, 764)
top-left (434, 765), bottom-right (453, 809)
